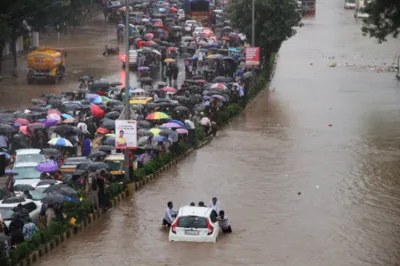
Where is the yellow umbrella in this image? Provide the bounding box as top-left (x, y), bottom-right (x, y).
top-left (105, 133), bottom-right (116, 137)
top-left (164, 58), bottom-right (175, 63)
top-left (149, 128), bottom-right (161, 136)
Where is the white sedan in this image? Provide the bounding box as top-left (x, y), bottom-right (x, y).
top-left (169, 206), bottom-right (222, 243)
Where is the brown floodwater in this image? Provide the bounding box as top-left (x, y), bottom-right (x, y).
top-left (29, 1), bottom-right (400, 265)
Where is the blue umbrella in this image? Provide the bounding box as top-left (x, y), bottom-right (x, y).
top-left (86, 94), bottom-right (102, 104)
top-left (61, 114), bottom-right (73, 119)
top-left (169, 120), bottom-right (187, 129)
top-left (158, 7), bottom-right (167, 12)
top-left (228, 48), bottom-right (239, 53)
top-left (152, 136), bottom-right (168, 142)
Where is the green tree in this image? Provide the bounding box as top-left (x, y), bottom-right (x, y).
top-left (228, 0), bottom-right (301, 71)
top-left (361, 0), bottom-right (400, 43)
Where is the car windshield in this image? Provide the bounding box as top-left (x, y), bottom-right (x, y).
top-left (177, 216), bottom-right (208, 228)
top-left (0, 207), bottom-right (14, 220)
top-left (31, 188), bottom-right (46, 201)
top-left (105, 160), bottom-right (123, 171)
top-left (16, 154), bottom-right (45, 164)
top-left (13, 167), bottom-right (41, 179)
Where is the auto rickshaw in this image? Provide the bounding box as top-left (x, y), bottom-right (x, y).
top-left (106, 1), bottom-right (122, 23)
top-left (90, 79), bottom-right (110, 95)
top-left (104, 153), bottom-right (125, 181)
top-left (129, 96), bottom-right (153, 105)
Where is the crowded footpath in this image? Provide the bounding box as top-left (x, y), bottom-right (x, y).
top-left (0, 0), bottom-right (258, 264)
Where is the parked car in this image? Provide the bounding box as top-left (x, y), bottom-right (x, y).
top-left (169, 206), bottom-right (221, 243)
top-left (0, 197), bottom-right (42, 227)
top-left (14, 148), bottom-right (46, 165)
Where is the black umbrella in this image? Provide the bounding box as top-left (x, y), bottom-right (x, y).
top-left (2, 196), bottom-right (26, 204)
top-left (159, 129), bottom-right (173, 137)
top-left (145, 103), bottom-right (157, 109)
top-left (174, 106), bottom-right (189, 112)
top-left (63, 102), bottom-right (82, 111)
top-left (213, 76), bottom-right (228, 83)
top-left (101, 120), bottom-right (116, 130)
top-left (103, 137), bottom-right (115, 146)
top-left (75, 89), bottom-right (90, 94)
top-left (42, 93), bottom-right (58, 99)
top-left (36, 180), bottom-right (58, 187)
top-left (108, 100), bottom-right (123, 108)
top-left (88, 162), bottom-right (109, 172)
top-left (29, 106), bottom-right (47, 112)
top-left (53, 125), bottom-right (77, 135)
top-left (138, 120), bottom-right (152, 128)
top-left (13, 184), bottom-right (35, 192)
top-left (99, 145), bottom-right (115, 152)
top-left (192, 75), bottom-right (205, 80)
top-left (49, 99), bottom-right (63, 109)
top-left (14, 113), bottom-right (31, 119)
top-left (55, 187), bottom-right (79, 200)
top-left (242, 71), bottom-right (252, 79)
top-left (112, 106), bottom-right (124, 112)
top-left (138, 129), bottom-right (154, 137)
top-left (105, 111), bottom-right (120, 120)
top-left (143, 144), bottom-right (161, 151)
top-left (28, 123), bottom-right (45, 131)
top-left (88, 151), bottom-right (107, 159)
top-left (31, 99), bottom-right (46, 105)
top-left (40, 148), bottom-right (61, 156)
top-left (43, 184), bottom-right (68, 194)
top-left (41, 194), bottom-right (67, 205)
top-left (139, 77), bottom-right (153, 82)
top-left (131, 105), bottom-right (144, 111)
top-left (0, 188), bottom-right (12, 200)
top-left (0, 124), bottom-right (15, 133)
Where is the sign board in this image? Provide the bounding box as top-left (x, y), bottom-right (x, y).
top-left (115, 120), bottom-right (137, 149)
top-left (245, 47), bottom-right (260, 67)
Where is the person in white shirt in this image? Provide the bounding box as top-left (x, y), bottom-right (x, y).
top-left (162, 201), bottom-right (177, 227)
top-left (208, 197), bottom-right (221, 214)
top-left (217, 210), bottom-right (232, 233)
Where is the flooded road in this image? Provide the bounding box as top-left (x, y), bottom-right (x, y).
top-left (35, 1), bottom-right (400, 266)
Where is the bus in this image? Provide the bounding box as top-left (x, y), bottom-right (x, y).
top-left (184, 0), bottom-right (210, 24)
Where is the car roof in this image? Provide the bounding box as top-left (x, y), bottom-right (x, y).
top-left (178, 206), bottom-right (212, 217)
top-left (15, 149), bottom-right (41, 155)
top-left (14, 162), bottom-right (40, 168)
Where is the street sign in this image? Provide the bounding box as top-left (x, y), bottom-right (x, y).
top-left (245, 47), bottom-right (260, 67)
top-left (115, 120), bottom-right (137, 149)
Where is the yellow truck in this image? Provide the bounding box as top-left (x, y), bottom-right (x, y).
top-left (26, 48), bottom-right (66, 84)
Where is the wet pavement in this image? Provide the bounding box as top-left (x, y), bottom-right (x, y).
top-left (33, 1), bottom-right (400, 266)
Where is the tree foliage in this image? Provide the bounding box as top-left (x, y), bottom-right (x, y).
top-left (228, 0), bottom-right (301, 68)
top-left (361, 0), bottom-right (400, 43)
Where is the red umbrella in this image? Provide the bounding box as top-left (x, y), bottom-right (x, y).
top-left (90, 105), bottom-right (105, 117)
top-left (137, 41), bottom-right (146, 48)
top-left (14, 118), bottom-right (30, 126)
top-left (144, 33), bottom-right (154, 41)
top-left (20, 126), bottom-right (32, 136)
top-left (47, 109), bottom-right (61, 116)
top-left (97, 127), bottom-right (110, 134)
top-left (171, 7), bottom-right (178, 12)
top-left (163, 87), bottom-right (177, 93)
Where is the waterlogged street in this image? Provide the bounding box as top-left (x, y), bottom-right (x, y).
top-left (31, 1), bottom-right (400, 265)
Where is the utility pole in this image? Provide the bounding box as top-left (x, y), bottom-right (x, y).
top-left (251, 0), bottom-right (256, 92)
top-left (123, 4), bottom-right (131, 183)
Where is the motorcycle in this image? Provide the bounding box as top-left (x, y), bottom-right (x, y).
top-left (103, 45), bottom-right (120, 56)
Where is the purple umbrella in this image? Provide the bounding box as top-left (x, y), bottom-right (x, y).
top-left (42, 119), bottom-right (59, 128)
top-left (36, 160), bottom-right (59, 173)
top-left (203, 96), bottom-right (211, 100)
top-left (160, 122), bottom-right (183, 129)
top-left (211, 95), bottom-right (227, 102)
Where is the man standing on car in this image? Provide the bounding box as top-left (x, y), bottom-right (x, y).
top-left (208, 197), bottom-right (221, 214)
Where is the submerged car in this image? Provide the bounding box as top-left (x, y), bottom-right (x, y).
top-left (0, 197), bottom-right (42, 227)
top-left (169, 206), bottom-right (221, 243)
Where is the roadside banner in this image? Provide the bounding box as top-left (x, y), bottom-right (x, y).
top-left (245, 47), bottom-right (260, 67)
top-left (115, 120), bottom-right (137, 149)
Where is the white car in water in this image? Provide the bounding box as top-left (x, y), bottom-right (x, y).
top-left (169, 206), bottom-right (221, 243)
top-left (0, 197), bottom-right (42, 227)
top-left (14, 148), bottom-right (46, 165)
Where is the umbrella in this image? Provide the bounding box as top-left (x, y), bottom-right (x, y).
top-left (101, 120), bottom-right (116, 130)
top-left (13, 184), bottom-right (35, 192)
top-left (152, 135), bottom-right (168, 142)
top-left (131, 105), bottom-right (144, 111)
top-left (97, 127), bottom-right (110, 134)
top-left (213, 76), bottom-right (229, 83)
top-left (28, 123), bottom-right (45, 131)
top-left (144, 144), bottom-right (161, 151)
top-left (36, 160), bottom-right (59, 173)
top-left (47, 113), bottom-right (61, 121)
top-left (42, 119), bottom-right (59, 128)
top-left (88, 151), bottom-right (107, 159)
top-left (144, 33), bottom-right (154, 40)
top-left (0, 152), bottom-right (10, 159)
top-left (211, 94), bottom-right (227, 101)
top-left (99, 145), bottom-right (115, 152)
top-left (145, 112), bottom-right (170, 120)
top-left (14, 118), bottom-right (30, 126)
top-left (177, 128), bottom-right (188, 134)
top-left (91, 105), bottom-right (105, 117)
top-left (163, 87), bottom-right (177, 93)
top-left (61, 113), bottom-right (73, 119)
top-left (88, 162), bottom-right (109, 172)
top-left (164, 58), bottom-right (175, 63)
top-left (159, 129), bottom-right (173, 137)
top-left (62, 118), bottom-right (77, 124)
top-left (0, 124), bottom-right (14, 133)
top-left (56, 187), bottom-right (79, 201)
top-left (174, 106), bottom-right (189, 112)
top-left (169, 120), bottom-right (187, 129)
top-left (48, 138), bottom-right (73, 147)
top-left (209, 83), bottom-right (228, 90)
top-left (36, 180), bottom-right (58, 187)
top-left (105, 111), bottom-right (120, 120)
top-left (41, 194), bottom-right (67, 204)
top-left (20, 126), bottom-right (32, 136)
top-left (53, 125), bottom-right (76, 135)
top-left (138, 120), bottom-right (152, 128)
top-left (40, 148), bottom-right (61, 156)
top-left (138, 129), bottom-right (154, 137)
top-left (108, 100), bottom-right (123, 108)
top-left (103, 136), bottom-right (115, 146)
top-left (86, 94), bottom-right (103, 104)
top-left (132, 88), bottom-right (146, 93)
top-left (149, 128), bottom-right (161, 136)
top-left (43, 184), bottom-right (68, 194)
top-left (31, 99), bottom-right (46, 105)
top-left (160, 122), bottom-right (182, 129)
